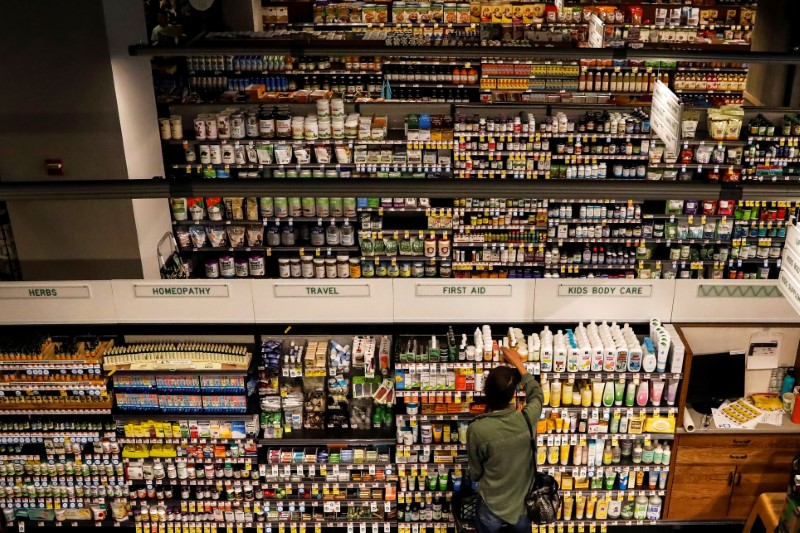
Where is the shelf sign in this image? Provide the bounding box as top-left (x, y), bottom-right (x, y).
top-left (786, 224), bottom-right (800, 254)
top-left (558, 285), bottom-right (652, 297)
top-left (0, 285), bottom-right (91, 299)
top-left (650, 80), bottom-right (682, 156)
top-left (588, 14), bottom-right (604, 48)
top-left (133, 284), bottom-right (230, 297)
top-left (273, 284), bottom-right (371, 297)
top-left (778, 269), bottom-right (800, 316)
top-left (415, 284), bottom-right (513, 297)
top-left (784, 246), bottom-right (800, 280)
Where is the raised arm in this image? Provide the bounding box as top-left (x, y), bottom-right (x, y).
top-left (500, 346), bottom-right (544, 426)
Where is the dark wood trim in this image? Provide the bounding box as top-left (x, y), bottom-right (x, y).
top-left (674, 325), bottom-right (694, 430)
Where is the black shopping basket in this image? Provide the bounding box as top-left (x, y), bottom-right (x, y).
top-left (453, 490), bottom-right (478, 533)
top-left (158, 232), bottom-right (188, 279)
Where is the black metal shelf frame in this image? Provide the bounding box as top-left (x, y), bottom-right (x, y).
top-left (1, 178), bottom-right (796, 202)
top-left (129, 41), bottom-right (800, 65)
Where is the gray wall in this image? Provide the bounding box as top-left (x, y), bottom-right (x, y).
top-left (746, 0), bottom-right (795, 107)
top-left (0, 0), bottom-right (143, 279)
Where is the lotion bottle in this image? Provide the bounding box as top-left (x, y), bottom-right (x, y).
top-left (540, 327), bottom-right (553, 372)
top-left (604, 380), bottom-right (617, 407)
top-left (636, 380), bottom-right (649, 407)
top-left (625, 380), bottom-right (637, 407)
top-left (554, 330), bottom-right (567, 372)
top-left (541, 377), bottom-right (551, 406)
top-left (551, 379), bottom-right (562, 408)
top-left (642, 338), bottom-right (657, 373)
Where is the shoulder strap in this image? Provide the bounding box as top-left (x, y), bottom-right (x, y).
top-left (521, 410), bottom-right (534, 439)
top-left (520, 411), bottom-right (538, 481)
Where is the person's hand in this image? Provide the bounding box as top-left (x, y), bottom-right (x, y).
top-left (500, 346), bottom-right (522, 366)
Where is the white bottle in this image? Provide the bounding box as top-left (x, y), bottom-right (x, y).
top-left (646, 495), bottom-right (662, 520)
top-left (554, 330), bottom-right (567, 372)
top-left (642, 340), bottom-right (657, 373)
top-left (540, 327), bottom-right (554, 372)
top-left (661, 444), bottom-right (671, 465)
top-left (653, 442), bottom-right (663, 465)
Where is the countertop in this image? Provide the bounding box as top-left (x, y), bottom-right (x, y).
top-left (678, 406), bottom-right (800, 435)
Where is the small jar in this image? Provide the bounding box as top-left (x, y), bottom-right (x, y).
top-left (278, 258), bottom-right (291, 278)
top-left (337, 256), bottom-right (350, 278)
top-left (437, 235), bottom-right (451, 257)
top-left (424, 236), bottom-right (437, 258)
top-left (325, 257), bottom-right (337, 278)
top-left (219, 256), bottom-right (235, 278)
top-left (301, 256), bottom-right (314, 278)
top-left (234, 258), bottom-right (249, 278)
top-left (205, 260), bottom-right (220, 278)
top-left (313, 257), bottom-right (326, 278)
top-left (349, 258), bottom-right (361, 278)
top-left (362, 260), bottom-right (375, 278)
top-left (290, 257), bottom-right (302, 277)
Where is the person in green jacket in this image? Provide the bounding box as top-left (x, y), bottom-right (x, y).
top-left (468, 346), bottom-right (544, 533)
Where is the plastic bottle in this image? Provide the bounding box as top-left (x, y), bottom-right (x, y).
top-left (634, 495), bottom-right (649, 519)
top-left (551, 380), bottom-right (562, 408)
top-left (782, 368), bottom-right (796, 395)
top-left (602, 381), bottom-right (615, 407)
top-left (625, 380), bottom-right (636, 407)
top-left (637, 380), bottom-right (649, 406)
top-left (632, 442), bottom-right (643, 464)
top-left (646, 495), bottom-right (662, 520)
top-left (653, 442), bottom-right (663, 465)
top-left (661, 444), bottom-right (671, 466)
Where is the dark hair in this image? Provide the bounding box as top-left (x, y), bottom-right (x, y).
top-left (485, 366), bottom-right (520, 411)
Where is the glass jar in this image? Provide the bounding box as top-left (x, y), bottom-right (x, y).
top-left (301, 256), bottom-right (314, 278)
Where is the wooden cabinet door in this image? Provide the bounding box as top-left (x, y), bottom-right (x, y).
top-left (728, 466), bottom-right (790, 519)
top-left (667, 465), bottom-right (736, 520)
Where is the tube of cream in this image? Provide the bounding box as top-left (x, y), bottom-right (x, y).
top-left (665, 378), bottom-right (679, 406)
top-left (625, 380), bottom-right (636, 407)
top-left (650, 380), bottom-right (665, 406)
top-left (595, 438), bottom-right (605, 466)
top-left (576, 494), bottom-right (586, 520)
top-left (637, 380), bottom-right (649, 407)
top-left (563, 496), bottom-right (574, 521)
top-left (603, 381), bottom-right (615, 407)
top-left (586, 497), bottom-right (596, 519)
top-left (614, 379), bottom-right (625, 406)
top-left (592, 381), bottom-right (604, 407)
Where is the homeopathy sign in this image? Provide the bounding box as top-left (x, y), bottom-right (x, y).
top-left (112, 280), bottom-right (252, 323)
top-left (133, 284), bottom-right (230, 297)
top-left (558, 285), bottom-right (653, 297)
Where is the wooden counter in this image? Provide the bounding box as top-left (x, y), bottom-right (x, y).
top-left (668, 410), bottom-right (800, 520)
